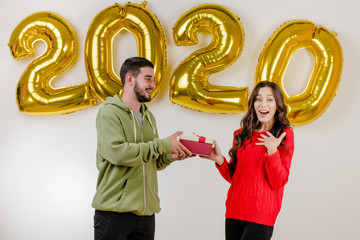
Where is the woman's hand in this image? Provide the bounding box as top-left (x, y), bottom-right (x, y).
top-left (200, 140), bottom-right (224, 166)
top-left (256, 131), bottom-right (286, 155)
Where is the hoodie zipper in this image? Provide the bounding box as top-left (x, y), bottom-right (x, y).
top-left (143, 112), bottom-right (156, 215)
top-left (141, 119), bottom-right (147, 216)
top-left (130, 110), bottom-right (147, 215)
top-left (131, 110), bottom-right (158, 216)
top-left (140, 113), bottom-right (156, 215)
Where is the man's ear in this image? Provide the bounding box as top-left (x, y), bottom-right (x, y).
top-left (125, 73), bottom-right (134, 86)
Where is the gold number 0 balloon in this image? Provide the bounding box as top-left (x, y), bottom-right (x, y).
top-left (170, 4), bottom-right (247, 113)
top-left (9, 12), bottom-right (97, 115)
top-left (255, 20), bottom-right (343, 125)
top-left (85, 2), bottom-right (166, 101)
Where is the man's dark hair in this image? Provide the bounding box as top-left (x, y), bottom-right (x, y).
top-left (120, 57), bottom-right (154, 86)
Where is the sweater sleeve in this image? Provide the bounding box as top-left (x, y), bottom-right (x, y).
top-left (216, 158), bottom-right (232, 183)
top-left (96, 107), bottom-right (172, 167)
top-left (265, 128), bottom-right (295, 189)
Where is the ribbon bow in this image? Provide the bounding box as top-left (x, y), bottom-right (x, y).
top-left (193, 132), bottom-right (206, 143)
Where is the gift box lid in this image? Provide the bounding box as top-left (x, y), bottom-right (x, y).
top-left (179, 134), bottom-right (213, 145)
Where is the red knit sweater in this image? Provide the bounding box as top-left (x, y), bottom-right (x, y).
top-left (216, 128), bottom-right (294, 226)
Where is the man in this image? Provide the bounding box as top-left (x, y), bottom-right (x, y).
top-left (92, 57), bottom-right (192, 240)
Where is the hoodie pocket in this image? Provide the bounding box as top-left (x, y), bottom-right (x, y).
top-left (116, 177), bottom-right (143, 213)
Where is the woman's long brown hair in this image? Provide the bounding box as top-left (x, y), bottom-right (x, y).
top-left (228, 81), bottom-right (291, 175)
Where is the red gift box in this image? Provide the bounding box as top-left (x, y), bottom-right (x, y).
top-left (179, 134), bottom-right (214, 157)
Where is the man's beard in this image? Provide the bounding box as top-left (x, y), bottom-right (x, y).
top-left (134, 80), bottom-right (152, 103)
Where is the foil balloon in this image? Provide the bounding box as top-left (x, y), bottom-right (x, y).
top-left (170, 4), bottom-right (247, 113)
top-left (255, 20), bottom-right (343, 125)
top-left (85, 2), bottom-right (166, 101)
top-left (9, 11), bottom-right (97, 115)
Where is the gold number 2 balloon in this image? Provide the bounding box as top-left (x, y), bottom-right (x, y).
top-left (255, 20), bottom-right (343, 125)
top-left (85, 2), bottom-right (166, 101)
top-left (9, 11), bottom-right (97, 115)
top-left (170, 4), bottom-right (248, 113)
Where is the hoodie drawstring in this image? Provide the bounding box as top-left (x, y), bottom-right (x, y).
top-left (146, 112), bottom-right (157, 137)
top-left (130, 110), bottom-right (137, 143)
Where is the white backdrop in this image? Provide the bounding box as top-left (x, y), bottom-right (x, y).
top-left (1, 0), bottom-right (359, 239)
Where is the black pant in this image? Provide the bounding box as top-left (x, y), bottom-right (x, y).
top-left (225, 218), bottom-right (274, 240)
top-left (94, 210), bottom-right (155, 240)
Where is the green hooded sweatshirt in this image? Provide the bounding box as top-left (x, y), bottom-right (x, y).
top-left (92, 95), bottom-right (173, 216)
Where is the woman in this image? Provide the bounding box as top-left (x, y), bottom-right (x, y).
top-left (205, 81), bottom-right (294, 240)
